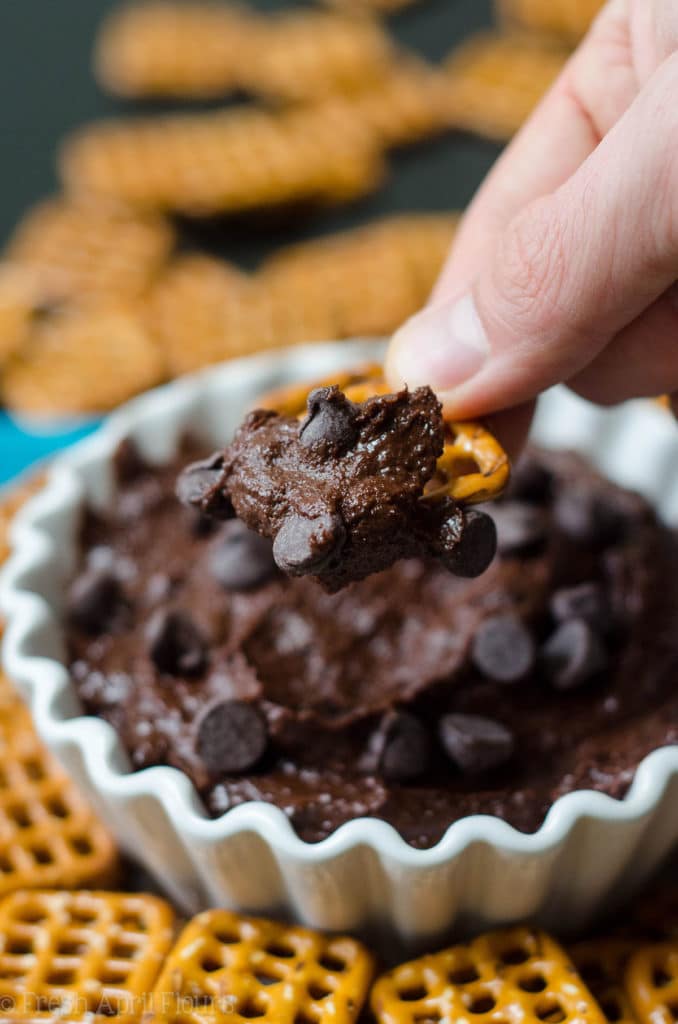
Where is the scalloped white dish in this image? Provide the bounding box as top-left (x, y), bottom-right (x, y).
top-left (2, 339), bottom-right (678, 952)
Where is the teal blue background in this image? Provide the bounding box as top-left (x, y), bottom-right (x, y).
top-left (0, 415), bottom-right (101, 485)
top-left (0, 0), bottom-right (498, 483)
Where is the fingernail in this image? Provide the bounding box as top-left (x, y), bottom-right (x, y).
top-left (391, 293), bottom-right (490, 392)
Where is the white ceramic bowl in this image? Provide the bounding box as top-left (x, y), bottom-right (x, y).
top-left (2, 339), bottom-right (678, 954)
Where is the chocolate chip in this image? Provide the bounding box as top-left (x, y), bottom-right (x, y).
top-left (553, 488), bottom-right (627, 547)
top-left (299, 386), bottom-right (358, 451)
top-left (145, 608), bottom-right (207, 677)
top-left (540, 619), bottom-right (608, 690)
top-left (189, 511), bottom-right (218, 538)
top-left (550, 582), bottom-right (612, 631)
top-left (196, 700), bottom-right (268, 774)
top-left (440, 507), bottom-right (497, 578)
top-left (471, 614), bottom-right (535, 683)
top-left (273, 513), bottom-right (346, 575)
top-left (489, 501), bottom-right (547, 556)
top-left (439, 713), bottom-right (514, 774)
top-left (67, 568), bottom-right (128, 635)
top-left (114, 439), bottom-right (146, 483)
top-left (210, 520), bottom-right (277, 591)
top-left (378, 712), bottom-right (430, 783)
top-left (508, 456), bottom-right (553, 504)
top-left (176, 451), bottom-right (233, 519)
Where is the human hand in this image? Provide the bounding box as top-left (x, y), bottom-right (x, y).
top-left (387, 0), bottom-right (678, 451)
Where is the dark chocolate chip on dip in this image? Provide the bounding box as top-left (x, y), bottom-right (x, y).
top-left (145, 608), bottom-right (208, 677)
top-left (471, 614), bottom-right (536, 683)
top-left (366, 711), bottom-right (431, 783)
top-left (210, 520), bottom-right (278, 591)
top-left (177, 386), bottom-right (497, 592)
top-left (196, 700), bottom-right (268, 775)
top-left (67, 567), bottom-right (129, 635)
top-left (67, 441), bottom-right (678, 849)
top-left (438, 713), bottom-right (515, 775)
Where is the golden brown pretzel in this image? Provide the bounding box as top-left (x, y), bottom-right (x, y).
top-left (371, 927), bottom-right (607, 1024)
top-left (0, 889), bottom-right (174, 1020)
top-left (149, 908), bottom-right (375, 1023)
top-left (260, 364), bottom-right (510, 505)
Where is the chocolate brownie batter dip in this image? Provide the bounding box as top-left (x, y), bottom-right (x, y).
top-left (177, 385), bottom-right (497, 591)
top-left (67, 441), bottom-right (678, 848)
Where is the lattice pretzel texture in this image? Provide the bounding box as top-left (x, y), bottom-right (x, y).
top-left (625, 942), bottom-right (678, 1024)
top-left (0, 889), bottom-right (174, 1021)
top-left (0, 632), bottom-right (117, 897)
top-left (149, 908), bottom-right (375, 1023)
top-left (371, 927), bottom-right (608, 1024)
top-left (259, 364), bottom-right (510, 504)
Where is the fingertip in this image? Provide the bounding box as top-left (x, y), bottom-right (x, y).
top-left (385, 295), bottom-right (490, 402)
top-left (384, 322), bottom-right (408, 393)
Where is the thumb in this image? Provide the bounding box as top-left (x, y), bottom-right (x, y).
top-left (386, 50), bottom-right (678, 419)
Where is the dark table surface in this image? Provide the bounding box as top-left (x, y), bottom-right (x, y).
top-left (0, 0), bottom-right (501, 483)
top-left (0, 0), bottom-right (501, 261)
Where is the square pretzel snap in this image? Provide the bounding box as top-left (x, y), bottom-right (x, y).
top-left (148, 908), bottom-right (375, 1023)
top-left (0, 889), bottom-right (174, 1021)
top-left (625, 941), bottom-right (678, 1024)
top-left (371, 927), bottom-right (608, 1024)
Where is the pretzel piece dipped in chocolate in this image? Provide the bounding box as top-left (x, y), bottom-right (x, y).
top-left (261, 365), bottom-right (510, 505)
top-left (177, 365), bottom-right (507, 591)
